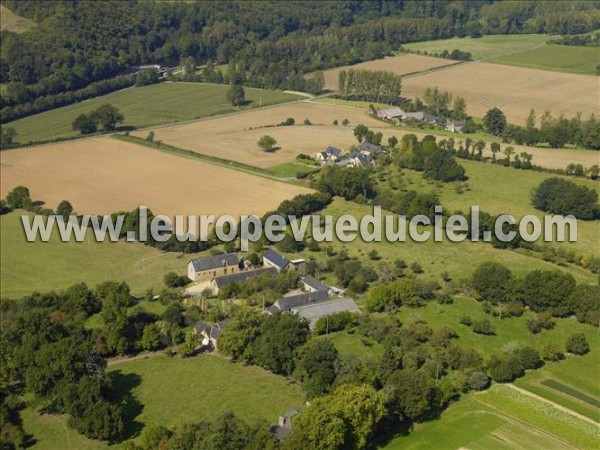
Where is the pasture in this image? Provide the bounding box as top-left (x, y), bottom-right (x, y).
top-left (377, 158), bottom-right (600, 255)
top-left (0, 5), bottom-right (35, 33)
top-left (0, 211), bottom-right (201, 298)
top-left (402, 62), bottom-right (600, 125)
top-left (490, 44), bottom-right (600, 75)
top-left (110, 355), bottom-right (304, 433)
top-left (319, 54), bottom-right (456, 91)
top-left (20, 355), bottom-right (304, 449)
top-left (402, 34), bottom-right (551, 60)
top-left (5, 83), bottom-right (299, 144)
top-left (381, 394), bottom-right (581, 449)
top-left (136, 102), bottom-right (384, 168)
top-left (320, 198), bottom-right (596, 285)
top-left (0, 137), bottom-right (310, 217)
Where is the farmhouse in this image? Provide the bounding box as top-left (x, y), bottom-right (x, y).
top-left (193, 319), bottom-right (230, 351)
top-left (301, 275), bottom-right (329, 293)
top-left (445, 119), bottom-right (465, 133)
top-left (375, 107), bottom-right (405, 120)
top-left (315, 145), bottom-right (344, 164)
top-left (349, 151), bottom-right (375, 168)
top-left (208, 267), bottom-right (278, 294)
top-left (263, 248), bottom-right (290, 271)
top-left (187, 252), bottom-right (241, 282)
top-left (291, 298), bottom-right (361, 330)
top-left (404, 111), bottom-right (443, 126)
top-left (359, 141), bottom-right (384, 155)
top-left (270, 289), bottom-right (330, 313)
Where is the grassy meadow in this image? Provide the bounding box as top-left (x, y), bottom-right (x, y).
top-left (402, 34), bottom-right (551, 60)
top-left (380, 393), bottom-right (583, 450)
top-left (489, 44), bottom-right (600, 75)
top-left (0, 212), bottom-right (202, 298)
top-left (6, 82), bottom-right (299, 144)
top-left (20, 355), bottom-right (304, 449)
top-left (380, 159), bottom-right (600, 255)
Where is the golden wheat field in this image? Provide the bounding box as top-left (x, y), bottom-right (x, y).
top-left (0, 138), bottom-right (311, 217)
top-left (320, 53), bottom-right (456, 90)
top-left (402, 62), bottom-right (600, 125)
top-left (135, 102), bottom-right (385, 168)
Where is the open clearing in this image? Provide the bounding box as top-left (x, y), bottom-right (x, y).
top-left (0, 211), bottom-right (205, 298)
top-left (403, 62), bottom-right (600, 125)
top-left (0, 137), bottom-right (310, 217)
top-left (135, 101), bottom-right (384, 168)
top-left (5, 82), bottom-right (299, 144)
top-left (402, 34), bottom-right (551, 60)
top-left (21, 355), bottom-right (304, 449)
top-left (0, 5), bottom-right (35, 33)
top-left (381, 394), bottom-right (580, 449)
top-left (490, 44), bottom-right (600, 75)
top-left (319, 53), bottom-right (456, 91)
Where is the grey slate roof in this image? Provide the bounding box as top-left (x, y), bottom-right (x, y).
top-left (291, 298), bottom-right (361, 329)
top-left (263, 248), bottom-right (290, 270)
top-left (213, 267), bottom-right (277, 288)
top-left (323, 145), bottom-right (343, 157)
top-left (359, 141), bottom-right (383, 154)
top-left (377, 107), bottom-right (405, 118)
top-left (351, 152), bottom-right (373, 165)
top-left (190, 252), bottom-right (239, 272)
top-left (194, 319), bottom-right (230, 339)
top-left (301, 275), bottom-right (329, 292)
top-left (274, 289), bottom-right (329, 312)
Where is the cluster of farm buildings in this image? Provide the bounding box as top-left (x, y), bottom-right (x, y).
top-left (375, 107), bottom-right (464, 132)
top-left (187, 249), bottom-right (360, 351)
top-left (314, 140), bottom-right (385, 167)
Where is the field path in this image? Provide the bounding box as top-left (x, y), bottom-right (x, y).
top-left (506, 383), bottom-right (600, 426)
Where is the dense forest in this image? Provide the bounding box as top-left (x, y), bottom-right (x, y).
top-left (2, 0), bottom-right (600, 122)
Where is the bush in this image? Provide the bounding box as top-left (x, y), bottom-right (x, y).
top-left (459, 315), bottom-right (472, 326)
top-left (541, 342), bottom-right (565, 361)
top-left (468, 371), bottom-right (490, 391)
top-left (565, 333), bottom-right (589, 355)
top-left (314, 311), bottom-right (358, 335)
top-left (488, 354), bottom-right (524, 382)
top-left (518, 346), bottom-right (542, 369)
top-left (532, 177), bottom-right (598, 220)
top-left (472, 319), bottom-right (495, 335)
top-left (163, 272), bottom-right (188, 288)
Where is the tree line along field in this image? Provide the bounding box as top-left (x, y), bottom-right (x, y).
top-left (4, 82), bottom-right (300, 144)
top-left (401, 34), bottom-right (552, 60)
top-left (318, 53), bottom-right (456, 91)
top-left (402, 62), bottom-right (600, 125)
top-left (0, 137), bottom-right (311, 218)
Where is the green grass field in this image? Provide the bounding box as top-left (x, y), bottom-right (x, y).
top-left (6, 82), bottom-right (299, 144)
top-left (375, 159), bottom-right (600, 256)
top-left (380, 394), bottom-right (581, 449)
top-left (402, 34), bottom-right (551, 60)
top-left (20, 355), bottom-right (304, 449)
top-left (0, 212), bottom-right (202, 298)
top-left (266, 162), bottom-right (320, 178)
top-left (489, 44), bottom-right (600, 75)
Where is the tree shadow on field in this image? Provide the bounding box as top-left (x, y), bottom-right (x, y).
top-left (109, 371), bottom-right (144, 440)
top-left (31, 200), bottom-right (45, 207)
top-left (116, 125), bottom-right (136, 132)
